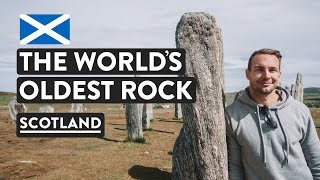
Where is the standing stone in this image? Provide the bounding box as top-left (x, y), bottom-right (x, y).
top-left (39, 105), bottom-right (54, 113)
top-left (172, 12), bottom-right (228, 180)
top-left (294, 73), bottom-right (303, 102)
top-left (161, 104), bottom-right (171, 108)
top-left (234, 90), bottom-right (244, 101)
top-left (174, 103), bottom-right (183, 119)
top-left (284, 86), bottom-right (290, 94)
top-left (147, 104), bottom-right (153, 120)
top-left (8, 96), bottom-right (27, 122)
top-left (125, 103), bottom-right (144, 141)
top-left (70, 103), bottom-right (84, 113)
top-left (290, 84), bottom-right (295, 96)
top-left (142, 103), bottom-right (153, 130)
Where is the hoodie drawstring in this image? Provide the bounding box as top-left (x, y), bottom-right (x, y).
top-left (257, 107), bottom-right (290, 165)
top-left (256, 105), bottom-right (267, 166)
top-left (275, 110), bottom-right (290, 164)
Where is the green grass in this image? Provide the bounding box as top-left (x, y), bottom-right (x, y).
top-left (304, 92), bottom-right (320, 108)
top-left (0, 95), bottom-right (15, 105)
top-left (225, 92), bottom-right (237, 106)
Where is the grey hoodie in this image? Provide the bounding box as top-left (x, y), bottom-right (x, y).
top-left (225, 87), bottom-right (320, 180)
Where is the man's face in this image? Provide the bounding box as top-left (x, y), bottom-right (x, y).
top-left (246, 54), bottom-right (281, 95)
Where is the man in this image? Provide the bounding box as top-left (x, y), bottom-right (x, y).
top-left (225, 48), bottom-right (320, 180)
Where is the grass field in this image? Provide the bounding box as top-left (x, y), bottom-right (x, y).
top-left (304, 92), bottom-right (320, 108)
top-left (0, 103), bottom-right (177, 179)
top-left (0, 93), bottom-right (15, 106)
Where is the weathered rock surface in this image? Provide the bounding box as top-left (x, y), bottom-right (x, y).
top-left (39, 105), bottom-right (54, 113)
top-left (8, 97), bottom-right (27, 122)
top-left (125, 103), bottom-right (144, 141)
top-left (172, 12), bottom-right (228, 180)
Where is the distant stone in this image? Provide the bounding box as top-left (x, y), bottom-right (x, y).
top-left (8, 96), bottom-right (27, 122)
top-left (70, 103), bottom-right (84, 113)
top-left (147, 104), bottom-right (153, 120)
top-left (39, 105), bottom-right (54, 113)
top-left (125, 103), bottom-right (144, 141)
top-left (285, 86), bottom-right (290, 94)
top-left (142, 103), bottom-right (153, 130)
top-left (290, 84), bottom-right (295, 96)
top-left (162, 104), bottom-right (171, 109)
top-left (294, 73), bottom-right (303, 102)
top-left (174, 103), bottom-right (183, 119)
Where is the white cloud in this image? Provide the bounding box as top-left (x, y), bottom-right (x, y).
top-left (224, 56), bottom-right (247, 70)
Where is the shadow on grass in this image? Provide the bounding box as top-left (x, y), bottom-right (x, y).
top-left (114, 127), bottom-right (126, 131)
top-left (108, 123), bottom-right (126, 126)
top-left (158, 119), bottom-right (183, 123)
top-left (128, 165), bottom-right (171, 180)
top-left (98, 137), bottom-right (123, 143)
top-left (152, 129), bottom-right (176, 134)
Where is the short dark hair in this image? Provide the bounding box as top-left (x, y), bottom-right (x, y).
top-left (248, 48), bottom-right (282, 71)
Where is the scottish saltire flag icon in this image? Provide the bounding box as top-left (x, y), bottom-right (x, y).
top-left (20, 14), bottom-right (70, 45)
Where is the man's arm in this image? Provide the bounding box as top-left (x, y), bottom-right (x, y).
top-left (301, 110), bottom-right (320, 179)
top-left (225, 113), bottom-right (245, 180)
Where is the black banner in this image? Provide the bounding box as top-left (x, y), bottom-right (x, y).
top-left (17, 77), bottom-right (196, 103)
top-left (16, 113), bottom-right (104, 138)
top-left (17, 48), bottom-right (185, 75)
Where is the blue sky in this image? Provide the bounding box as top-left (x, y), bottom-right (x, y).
top-left (0, 0), bottom-right (319, 92)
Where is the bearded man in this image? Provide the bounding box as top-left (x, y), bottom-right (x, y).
top-left (225, 48), bottom-right (320, 180)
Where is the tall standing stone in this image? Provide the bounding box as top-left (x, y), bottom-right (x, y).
top-left (284, 86), bottom-right (290, 94)
top-left (125, 103), bottom-right (144, 141)
top-left (294, 73), bottom-right (303, 102)
top-left (142, 103), bottom-right (153, 130)
top-left (290, 84), bottom-right (295, 96)
top-left (8, 96), bottom-right (27, 122)
top-left (172, 12), bottom-right (228, 180)
top-left (70, 103), bottom-right (84, 113)
top-left (174, 103), bottom-right (183, 119)
top-left (147, 104), bottom-right (153, 120)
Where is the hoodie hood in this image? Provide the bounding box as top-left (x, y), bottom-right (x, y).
top-left (238, 86), bottom-right (292, 110)
top-left (226, 86), bottom-right (320, 179)
top-left (237, 86), bottom-right (293, 166)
